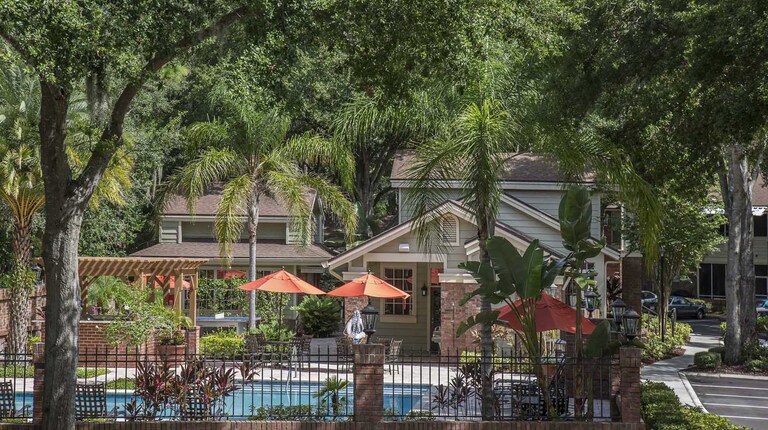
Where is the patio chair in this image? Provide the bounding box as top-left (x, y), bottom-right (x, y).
top-left (75, 382), bottom-right (117, 420)
top-left (335, 337), bottom-right (353, 371)
top-left (244, 333), bottom-right (267, 360)
top-left (0, 381), bottom-right (30, 419)
top-left (385, 340), bottom-right (403, 374)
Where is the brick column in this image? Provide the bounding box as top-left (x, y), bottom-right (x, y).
top-left (186, 326), bottom-right (200, 354)
top-left (619, 346), bottom-right (642, 423)
top-left (353, 343), bottom-right (384, 422)
top-left (32, 342), bottom-right (45, 423)
top-left (439, 283), bottom-right (480, 355)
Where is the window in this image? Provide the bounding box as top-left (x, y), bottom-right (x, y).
top-left (756, 215), bottom-right (768, 237)
top-left (757, 265), bottom-right (768, 297)
top-left (384, 267), bottom-right (413, 315)
top-left (698, 263), bottom-right (726, 297)
top-left (441, 215), bottom-right (459, 245)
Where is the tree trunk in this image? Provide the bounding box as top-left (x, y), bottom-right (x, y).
top-left (721, 145), bottom-right (758, 365)
top-left (476, 218), bottom-right (495, 420)
top-left (247, 194), bottom-right (261, 329)
top-left (38, 82), bottom-right (82, 430)
top-left (8, 219), bottom-right (33, 355)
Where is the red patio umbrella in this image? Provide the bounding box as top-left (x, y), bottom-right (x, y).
top-left (327, 273), bottom-right (410, 299)
top-left (498, 292), bottom-right (596, 334)
top-left (238, 269), bottom-right (326, 295)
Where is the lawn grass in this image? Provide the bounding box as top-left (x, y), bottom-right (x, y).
top-left (105, 377), bottom-right (135, 389)
top-left (76, 368), bottom-right (110, 378)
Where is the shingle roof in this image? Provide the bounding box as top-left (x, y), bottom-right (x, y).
top-left (390, 151), bottom-right (596, 183)
top-left (130, 242), bottom-right (332, 260)
top-left (163, 185), bottom-right (316, 217)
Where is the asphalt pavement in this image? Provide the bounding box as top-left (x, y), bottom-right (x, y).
top-left (684, 319), bottom-right (768, 430)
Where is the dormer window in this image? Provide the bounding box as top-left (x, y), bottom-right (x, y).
top-left (441, 215), bottom-right (459, 246)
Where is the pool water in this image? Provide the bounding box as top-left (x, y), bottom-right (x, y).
top-left (14, 382), bottom-right (429, 419)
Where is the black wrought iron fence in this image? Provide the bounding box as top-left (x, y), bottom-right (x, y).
top-left (2, 344), bottom-right (616, 423)
top-left (0, 351), bottom-right (33, 422)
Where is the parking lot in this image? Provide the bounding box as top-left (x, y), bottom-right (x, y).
top-left (687, 373), bottom-right (768, 429)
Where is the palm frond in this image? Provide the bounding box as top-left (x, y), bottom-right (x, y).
top-left (160, 147), bottom-right (243, 215)
top-left (279, 133), bottom-right (356, 192)
top-left (300, 174), bottom-right (358, 245)
top-left (263, 159), bottom-right (315, 247)
top-left (215, 174), bottom-right (253, 263)
top-left (186, 121), bottom-right (231, 151)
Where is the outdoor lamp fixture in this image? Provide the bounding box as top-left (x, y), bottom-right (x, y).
top-left (611, 298), bottom-right (626, 331)
top-left (361, 300), bottom-right (379, 342)
top-left (584, 289), bottom-right (598, 318)
top-left (30, 264), bottom-right (42, 285)
top-left (622, 308), bottom-right (641, 341)
top-left (421, 284), bottom-right (428, 297)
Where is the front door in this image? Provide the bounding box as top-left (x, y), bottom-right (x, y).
top-left (430, 287), bottom-right (441, 353)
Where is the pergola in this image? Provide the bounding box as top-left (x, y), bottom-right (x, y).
top-left (45, 257), bottom-right (208, 326)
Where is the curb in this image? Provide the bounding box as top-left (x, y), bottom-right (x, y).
top-left (678, 371), bottom-right (707, 412)
top-left (682, 370), bottom-right (768, 381)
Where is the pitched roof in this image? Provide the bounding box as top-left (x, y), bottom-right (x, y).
top-left (163, 184), bottom-right (316, 217)
top-left (390, 151), bottom-right (596, 183)
top-left (130, 242), bottom-right (331, 261)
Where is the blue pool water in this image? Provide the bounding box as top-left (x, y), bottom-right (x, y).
top-left (14, 382), bottom-right (429, 419)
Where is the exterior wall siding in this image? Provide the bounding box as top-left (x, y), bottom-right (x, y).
top-left (181, 221), bottom-right (287, 242)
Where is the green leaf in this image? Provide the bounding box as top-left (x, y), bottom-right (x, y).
top-left (585, 320), bottom-right (612, 358)
top-left (558, 186), bottom-right (592, 247)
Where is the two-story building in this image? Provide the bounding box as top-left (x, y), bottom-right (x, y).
top-left (324, 151), bottom-right (620, 353)
top-left (131, 185), bottom-right (331, 315)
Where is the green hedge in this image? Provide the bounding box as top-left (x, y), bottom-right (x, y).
top-left (200, 330), bottom-right (245, 357)
top-left (693, 351), bottom-right (721, 369)
top-left (641, 381), bottom-right (748, 429)
top-left (642, 314), bottom-right (692, 361)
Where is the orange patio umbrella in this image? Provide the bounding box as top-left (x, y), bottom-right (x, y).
top-left (238, 269), bottom-right (326, 295)
top-left (498, 292), bottom-right (596, 335)
top-left (327, 273), bottom-right (410, 299)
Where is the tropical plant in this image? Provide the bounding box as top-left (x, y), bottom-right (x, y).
top-left (292, 295), bottom-right (341, 337)
top-left (161, 87), bottom-right (356, 329)
top-left (104, 289), bottom-right (181, 347)
top-left (250, 320), bottom-right (294, 342)
top-left (200, 330), bottom-right (245, 358)
top-left (0, 60), bottom-right (133, 354)
top-left (86, 276), bottom-right (134, 315)
top-left (314, 376), bottom-right (349, 420)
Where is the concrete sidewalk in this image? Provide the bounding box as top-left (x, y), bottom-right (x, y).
top-left (640, 321), bottom-right (721, 406)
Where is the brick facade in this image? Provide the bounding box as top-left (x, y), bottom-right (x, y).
top-left (438, 282), bottom-right (481, 355)
top-left (621, 257), bottom-right (643, 314)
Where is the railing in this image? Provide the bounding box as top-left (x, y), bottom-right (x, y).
top-left (0, 352), bottom-right (33, 421)
top-left (0, 345), bottom-right (615, 423)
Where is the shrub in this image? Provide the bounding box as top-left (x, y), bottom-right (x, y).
top-left (292, 296), bottom-right (341, 337)
top-left (27, 335), bottom-right (42, 352)
top-left (708, 346), bottom-right (725, 360)
top-left (642, 314), bottom-right (692, 361)
top-left (693, 351), bottom-right (721, 369)
top-left (641, 381), bottom-right (748, 430)
top-left (251, 321), bottom-right (294, 342)
top-left (249, 405), bottom-right (319, 421)
top-left (106, 378), bottom-right (136, 390)
top-left (77, 368), bottom-right (110, 378)
top-left (720, 322), bottom-right (726, 337)
top-left (745, 359), bottom-right (768, 373)
top-left (743, 339), bottom-right (768, 361)
top-left (757, 315), bottom-right (768, 333)
top-left (197, 277), bottom-right (248, 313)
top-left (200, 330), bottom-right (245, 357)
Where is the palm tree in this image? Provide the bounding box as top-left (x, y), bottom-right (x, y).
top-left (0, 62), bottom-right (133, 354)
top-left (162, 90), bottom-right (357, 329)
top-left (406, 97), bottom-right (661, 419)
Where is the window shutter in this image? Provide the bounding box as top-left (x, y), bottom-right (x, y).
top-left (442, 215), bottom-right (458, 245)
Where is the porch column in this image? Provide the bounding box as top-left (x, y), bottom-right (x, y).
top-left (173, 271), bottom-right (183, 313)
top-left (189, 272), bottom-right (198, 326)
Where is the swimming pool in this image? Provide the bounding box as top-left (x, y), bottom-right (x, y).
top-left (15, 382), bottom-right (430, 419)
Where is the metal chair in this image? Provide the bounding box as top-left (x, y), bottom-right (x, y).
top-left (76, 382), bottom-right (116, 420)
top-left (0, 381), bottom-right (30, 418)
top-left (385, 340), bottom-right (403, 374)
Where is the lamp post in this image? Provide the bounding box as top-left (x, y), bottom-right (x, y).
top-left (659, 246), bottom-right (666, 342)
top-left (622, 308), bottom-right (641, 341)
top-left (360, 299), bottom-right (379, 343)
top-left (611, 297), bottom-right (626, 332)
top-left (584, 288), bottom-right (598, 318)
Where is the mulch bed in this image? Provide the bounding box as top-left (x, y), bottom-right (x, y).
top-left (641, 347), bottom-right (685, 366)
top-left (683, 364), bottom-right (768, 377)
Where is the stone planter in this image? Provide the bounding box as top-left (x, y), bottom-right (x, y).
top-left (156, 343), bottom-right (187, 365)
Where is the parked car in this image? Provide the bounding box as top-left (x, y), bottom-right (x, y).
top-left (668, 296), bottom-right (706, 319)
top-left (641, 290), bottom-right (658, 311)
top-left (757, 299), bottom-right (768, 317)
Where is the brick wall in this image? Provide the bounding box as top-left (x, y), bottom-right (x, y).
top-left (0, 421), bottom-right (647, 430)
top-left (438, 283), bottom-right (480, 355)
top-left (621, 257), bottom-right (643, 314)
top-left (0, 285), bottom-right (46, 347)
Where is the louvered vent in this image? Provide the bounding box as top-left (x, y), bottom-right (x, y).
top-left (442, 215), bottom-right (459, 245)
